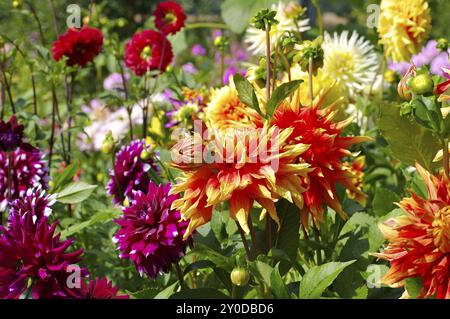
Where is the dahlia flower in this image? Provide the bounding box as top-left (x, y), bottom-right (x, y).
top-left (0, 215), bottom-right (85, 299)
top-left (0, 147), bottom-right (49, 211)
top-left (113, 182), bottom-right (192, 278)
top-left (51, 27), bottom-right (103, 67)
top-left (245, 1), bottom-right (310, 55)
top-left (271, 98), bottom-right (368, 228)
top-left (322, 31), bottom-right (379, 97)
top-left (374, 164), bottom-right (450, 299)
top-left (204, 78), bottom-right (263, 131)
top-left (378, 0), bottom-right (431, 62)
top-left (107, 140), bottom-right (160, 205)
top-left (170, 124), bottom-right (311, 237)
top-left (0, 115), bottom-right (32, 152)
top-left (342, 156), bottom-right (367, 206)
top-left (153, 1), bottom-right (186, 35)
top-left (165, 87), bottom-right (209, 129)
top-left (124, 30), bottom-right (173, 76)
top-left (69, 277), bottom-right (129, 299)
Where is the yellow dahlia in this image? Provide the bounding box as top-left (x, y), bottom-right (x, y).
top-left (170, 125), bottom-right (311, 237)
top-left (378, 0), bottom-right (431, 62)
top-left (245, 1), bottom-right (310, 55)
top-left (374, 164), bottom-right (450, 299)
top-left (204, 78), bottom-right (263, 131)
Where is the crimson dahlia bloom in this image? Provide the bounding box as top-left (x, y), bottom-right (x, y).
top-left (124, 30), bottom-right (173, 76)
top-left (0, 216), bottom-right (85, 299)
top-left (153, 1), bottom-right (186, 35)
top-left (52, 27), bottom-right (103, 67)
top-left (113, 182), bottom-right (192, 278)
top-left (0, 147), bottom-right (48, 211)
top-left (107, 140), bottom-right (160, 205)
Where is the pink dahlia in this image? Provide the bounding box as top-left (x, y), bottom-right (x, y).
top-left (107, 140), bottom-right (159, 205)
top-left (124, 30), bottom-right (173, 76)
top-left (0, 218), bottom-right (85, 299)
top-left (113, 182), bottom-right (192, 278)
top-left (0, 147), bottom-right (49, 211)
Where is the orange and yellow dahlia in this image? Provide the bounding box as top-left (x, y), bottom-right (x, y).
top-left (170, 125), bottom-right (311, 237)
top-left (375, 164), bottom-right (450, 299)
top-left (271, 96), bottom-right (369, 228)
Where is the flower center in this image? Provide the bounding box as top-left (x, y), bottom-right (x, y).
top-left (165, 12), bottom-right (177, 24)
top-left (432, 206), bottom-right (450, 253)
top-left (0, 130), bottom-right (20, 151)
top-left (140, 46), bottom-right (153, 60)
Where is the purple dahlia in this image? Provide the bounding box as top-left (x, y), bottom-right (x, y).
top-left (0, 147), bottom-right (49, 211)
top-left (0, 115), bottom-right (33, 152)
top-left (69, 277), bottom-right (129, 299)
top-left (0, 216), bottom-right (85, 299)
top-left (113, 182), bottom-right (192, 279)
top-left (107, 140), bottom-right (159, 205)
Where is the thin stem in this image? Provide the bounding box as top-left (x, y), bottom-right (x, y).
top-left (247, 213), bottom-right (259, 257)
top-left (311, 0), bottom-right (323, 36)
top-left (236, 221), bottom-right (253, 261)
top-left (65, 73), bottom-right (76, 163)
top-left (220, 51), bottom-right (225, 86)
top-left (313, 226), bottom-right (322, 265)
top-left (1, 67), bottom-right (15, 113)
top-left (31, 75), bottom-right (37, 115)
top-left (48, 86), bottom-right (58, 169)
top-left (271, 45), bottom-right (278, 93)
top-left (25, 1), bottom-right (46, 46)
top-left (265, 214), bottom-right (272, 253)
top-left (265, 21), bottom-right (271, 102)
top-left (49, 0), bottom-right (59, 35)
top-left (308, 57), bottom-right (314, 106)
top-left (111, 150), bottom-right (124, 204)
top-left (175, 262), bottom-right (185, 287)
top-left (7, 151), bottom-right (12, 202)
top-left (443, 138), bottom-right (449, 179)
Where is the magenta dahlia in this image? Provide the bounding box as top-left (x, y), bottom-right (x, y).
top-left (107, 140), bottom-right (160, 205)
top-left (113, 182), bottom-right (192, 278)
top-left (0, 217), bottom-right (85, 299)
top-left (0, 147), bottom-right (49, 211)
top-left (69, 277), bottom-right (129, 299)
top-left (0, 115), bottom-right (33, 152)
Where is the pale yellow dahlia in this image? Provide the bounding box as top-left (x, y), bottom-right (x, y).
top-left (378, 0), bottom-right (431, 62)
top-left (204, 78), bottom-right (263, 131)
top-left (245, 1), bottom-right (310, 55)
top-left (322, 31), bottom-right (379, 97)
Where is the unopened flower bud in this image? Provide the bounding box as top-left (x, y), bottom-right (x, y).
top-left (397, 65), bottom-right (416, 101)
top-left (437, 38), bottom-right (449, 52)
top-left (140, 148), bottom-right (153, 161)
top-left (294, 37), bottom-right (324, 75)
top-left (12, 0), bottom-right (21, 9)
top-left (214, 36), bottom-right (229, 51)
top-left (230, 267), bottom-right (250, 287)
top-left (411, 74), bottom-right (434, 95)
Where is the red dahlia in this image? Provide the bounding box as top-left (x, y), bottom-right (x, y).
top-left (153, 1), bottom-right (186, 35)
top-left (124, 30), bottom-right (173, 76)
top-left (51, 27), bottom-right (103, 67)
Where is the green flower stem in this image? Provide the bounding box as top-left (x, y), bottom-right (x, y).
top-left (185, 22), bottom-right (229, 30)
top-left (236, 221), bottom-right (254, 261)
top-left (265, 20), bottom-right (271, 102)
top-left (175, 262), bottom-right (185, 288)
top-left (247, 212), bottom-right (260, 257)
top-left (220, 50), bottom-right (225, 86)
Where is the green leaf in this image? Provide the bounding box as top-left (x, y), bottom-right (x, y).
top-left (128, 288), bottom-right (160, 299)
top-left (168, 29), bottom-right (187, 55)
top-left (183, 260), bottom-right (216, 275)
top-left (405, 277), bottom-right (422, 299)
top-left (234, 73), bottom-right (261, 115)
top-left (254, 260), bottom-right (273, 284)
top-left (154, 282), bottom-right (179, 299)
top-left (378, 103), bottom-right (441, 171)
top-left (57, 182), bottom-right (97, 204)
top-left (170, 288), bottom-right (229, 299)
top-left (51, 163), bottom-right (79, 193)
top-left (270, 264), bottom-right (290, 299)
top-left (266, 80), bottom-right (303, 118)
top-left (372, 188), bottom-right (400, 217)
top-left (60, 208), bottom-right (122, 239)
top-left (299, 260), bottom-right (355, 299)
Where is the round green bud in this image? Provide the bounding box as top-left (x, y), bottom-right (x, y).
top-left (140, 149), bottom-right (152, 161)
top-left (101, 140), bottom-right (115, 154)
top-left (437, 38), bottom-right (448, 52)
top-left (230, 268), bottom-right (250, 287)
top-left (411, 74), bottom-right (434, 95)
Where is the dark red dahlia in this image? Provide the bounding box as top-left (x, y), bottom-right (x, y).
top-left (153, 1), bottom-right (186, 35)
top-left (113, 182), bottom-right (192, 279)
top-left (107, 140), bottom-right (160, 205)
top-left (0, 216), bottom-right (85, 299)
top-left (51, 27), bottom-right (103, 67)
top-left (71, 277), bottom-right (129, 299)
top-left (124, 30), bottom-right (173, 76)
top-left (0, 147), bottom-right (49, 211)
top-left (0, 115), bottom-right (32, 152)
